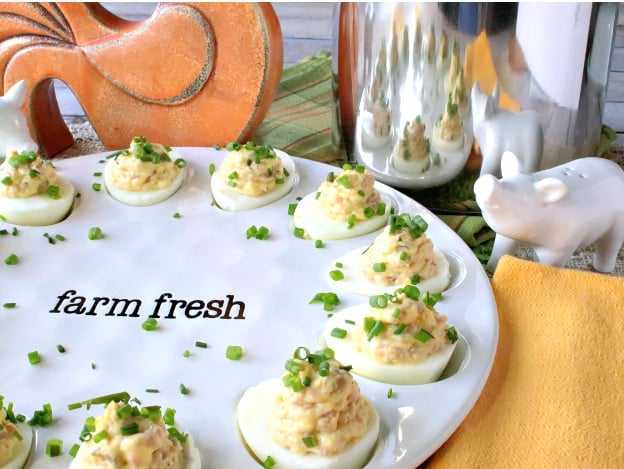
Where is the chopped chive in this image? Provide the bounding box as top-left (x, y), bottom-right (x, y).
top-left (400, 251), bottom-right (409, 261)
top-left (195, 341), bottom-right (208, 349)
top-left (93, 171), bottom-right (102, 177)
top-left (91, 363), bottom-right (96, 370)
top-left (28, 351), bottom-right (41, 365)
top-left (364, 207), bottom-right (375, 218)
top-left (93, 430), bottom-right (107, 443)
top-left (263, 455), bottom-right (276, 468)
top-left (209, 163), bottom-right (216, 175)
top-left (1, 176), bottom-right (12, 185)
top-left (392, 308), bottom-right (402, 318)
top-left (11, 227), bottom-right (18, 236)
top-left (287, 203), bottom-right (297, 215)
top-left (335, 262), bottom-right (343, 268)
top-left (141, 318), bottom-right (158, 331)
top-left (330, 328), bottom-right (347, 339)
top-left (393, 324), bottom-right (407, 335)
top-left (293, 227), bottom-right (305, 238)
top-left (329, 270), bottom-right (344, 281)
top-left (183, 350), bottom-right (191, 358)
top-left (92, 183), bottom-right (101, 192)
top-left (179, 383), bottom-right (190, 395)
top-left (358, 190), bottom-right (366, 197)
top-left (414, 328), bottom-right (434, 343)
top-left (0, 229), bottom-right (7, 235)
top-left (29, 403), bottom-right (53, 426)
top-left (226, 345), bottom-right (243, 360)
top-left (367, 320), bottom-right (385, 341)
top-left (120, 422), bottom-right (139, 436)
top-left (43, 232), bottom-right (56, 244)
top-left (145, 388), bottom-right (160, 393)
top-left (314, 240), bottom-right (324, 248)
top-left (46, 185), bottom-right (60, 199)
top-left (87, 227), bottom-right (103, 240)
top-left (5, 254), bottom-right (18, 265)
top-left (167, 427), bottom-right (189, 444)
top-left (387, 388), bottom-right (394, 398)
top-left (163, 408), bottom-right (176, 426)
top-left (369, 294), bottom-right (388, 308)
top-left (345, 319), bottom-right (356, 325)
top-left (376, 202), bottom-right (387, 216)
top-left (309, 292), bottom-right (340, 311)
top-left (246, 225), bottom-right (258, 239)
top-left (56, 344), bottom-right (66, 353)
top-left (302, 435), bottom-right (318, 448)
top-left (115, 404), bottom-right (134, 419)
top-left (67, 391), bottom-right (130, 411)
top-left (54, 234), bottom-right (66, 241)
top-left (69, 443), bottom-right (80, 458)
top-left (373, 262), bottom-right (386, 272)
top-left (46, 438), bottom-right (63, 457)
top-left (255, 226), bottom-right (269, 240)
top-left (172, 212), bottom-right (181, 219)
top-left (3, 302), bottom-right (16, 308)
top-left (446, 326), bottom-right (459, 344)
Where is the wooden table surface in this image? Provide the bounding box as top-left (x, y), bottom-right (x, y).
top-left (55, 2), bottom-right (624, 145)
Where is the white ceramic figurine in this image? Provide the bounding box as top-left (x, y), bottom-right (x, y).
top-left (0, 80), bottom-right (38, 156)
top-left (474, 151), bottom-right (624, 273)
top-left (471, 83), bottom-right (543, 177)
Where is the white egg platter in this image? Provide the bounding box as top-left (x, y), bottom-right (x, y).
top-left (0, 146), bottom-right (497, 469)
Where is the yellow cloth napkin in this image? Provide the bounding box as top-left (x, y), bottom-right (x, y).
top-left (429, 255), bottom-right (624, 468)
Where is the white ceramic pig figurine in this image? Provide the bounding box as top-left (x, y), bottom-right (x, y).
top-left (471, 83), bottom-right (543, 177)
top-left (0, 80), bottom-right (38, 157)
top-left (475, 151), bottom-right (624, 273)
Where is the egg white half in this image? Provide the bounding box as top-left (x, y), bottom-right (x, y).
top-left (237, 378), bottom-right (380, 469)
top-left (360, 112), bottom-right (392, 149)
top-left (1, 423), bottom-right (34, 469)
top-left (323, 306), bottom-right (457, 385)
top-left (104, 157), bottom-right (187, 207)
top-left (211, 150), bottom-right (296, 211)
top-left (292, 192), bottom-right (392, 241)
top-left (0, 176), bottom-right (75, 226)
top-left (431, 123), bottom-right (464, 154)
top-left (391, 148), bottom-right (431, 175)
top-left (327, 246), bottom-right (450, 296)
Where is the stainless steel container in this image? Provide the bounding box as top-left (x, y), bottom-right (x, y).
top-left (334, 2), bottom-right (617, 189)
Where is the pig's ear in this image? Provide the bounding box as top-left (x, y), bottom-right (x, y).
top-left (3, 80), bottom-right (27, 106)
top-left (500, 151), bottom-right (521, 178)
top-left (534, 177), bottom-right (568, 204)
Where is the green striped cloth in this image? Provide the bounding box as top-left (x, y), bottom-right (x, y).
top-left (254, 51), bottom-right (492, 262)
top-left (252, 51), bottom-right (347, 166)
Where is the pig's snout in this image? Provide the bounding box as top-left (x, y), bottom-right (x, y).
top-left (474, 174), bottom-right (499, 206)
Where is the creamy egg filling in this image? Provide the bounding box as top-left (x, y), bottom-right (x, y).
top-left (371, 100), bottom-right (391, 138)
top-left (0, 150), bottom-right (58, 198)
top-left (395, 117), bottom-right (430, 162)
top-left (0, 408), bottom-right (21, 466)
top-left (361, 214), bottom-right (438, 286)
top-left (270, 351), bottom-right (372, 457)
top-left (316, 166), bottom-right (383, 222)
top-left (354, 289), bottom-right (456, 365)
top-left (72, 401), bottom-right (185, 469)
top-left (436, 100), bottom-right (462, 142)
top-left (219, 144), bottom-right (287, 197)
top-left (108, 137), bottom-right (182, 192)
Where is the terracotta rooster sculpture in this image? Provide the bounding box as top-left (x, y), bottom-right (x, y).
top-left (0, 2), bottom-right (283, 157)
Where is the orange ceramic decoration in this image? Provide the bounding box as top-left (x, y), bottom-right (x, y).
top-left (0, 2), bottom-right (283, 157)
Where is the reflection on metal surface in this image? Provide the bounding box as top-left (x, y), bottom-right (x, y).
top-left (337, 2), bottom-right (617, 190)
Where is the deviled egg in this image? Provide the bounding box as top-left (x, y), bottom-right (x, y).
top-left (69, 397), bottom-right (200, 468)
top-left (323, 286), bottom-right (459, 385)
top-left (432, 97), bottom-right (464, 153)
top-left (391, 117), bottom-right (431, 175)
top-left (104, 136), bottom-right (187, 207)
top-left (328, 213), bottom-right (450, 296)
top-left (0, 396), bottom-right (34, 469)
top-left (211, 142), bottom-right (296, 211)
top-left (361, 97), bottom-right (392, 149)
top-left (292, 164), bottom-right (392, 241)
top-left (237, 346), bottom-right (380, 468)
top-left (0, 150), bottom-right (75, 225)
